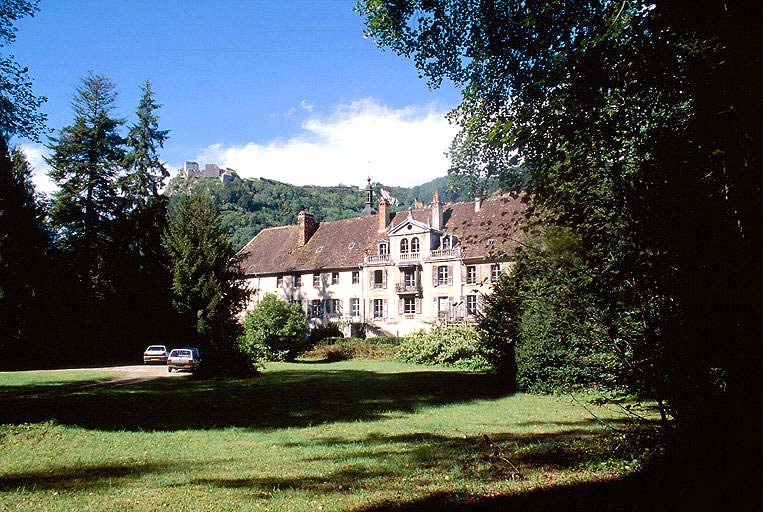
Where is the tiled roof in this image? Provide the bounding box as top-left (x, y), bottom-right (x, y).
top-left (238, 193), bottom-right (528, 276)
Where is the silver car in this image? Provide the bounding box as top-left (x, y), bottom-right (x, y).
top-left (167, 348), bottom-right (201, 373)
top-left (143, 345), bottom-right (169, 364)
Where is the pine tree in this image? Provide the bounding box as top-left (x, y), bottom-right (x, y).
top-left (163, 194), bottom-right (249, 374)
top-left (0, 138), bottom-right (49, 365)
top-left (46, 72), bottom-right (125, 296)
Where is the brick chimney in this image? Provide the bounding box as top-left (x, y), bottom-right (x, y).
top-left (297, 210), bottom-right (317, 246)
top-left (431, 189), bottom-right (443, 230)
top-left (378, 197), bottom-right (391, 232)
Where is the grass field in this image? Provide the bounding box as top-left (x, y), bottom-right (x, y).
top-left (0, 360), bottom-right (658, 511)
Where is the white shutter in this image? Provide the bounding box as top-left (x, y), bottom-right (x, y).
top-left (432, 266), bottom-right (438, 287)
top-left (382, 299), bottom-right (388, 319)
top-left (415, 297), bottom-right (421, 314)
top-left (382, 269), bottom-right (387, 288)
top-left (447, 265), bottom-right (453, 285)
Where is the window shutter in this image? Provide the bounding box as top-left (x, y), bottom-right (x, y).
top-left (461, 264), bottom-right (467, 283)
top-left (336, 299), bottom-right (343, 316)
top-left (382, 299), bottom-right (388, 319)
top-left (369, 299), bottom-right (374, 318)
top-left (382, 269), bottom-right (387, 288)
top-left (415, 297), bottom-right (421, 314)
top-left (447, 265), bottom-right (453, 285)
top-left (369, 272), bottom-right (374, 287)
top-left (433, 297), bottom-right (438, 317)
top-left (398, 298), bottom-right (404, 315)
top-left (432, 266), bottom-right (438, 287)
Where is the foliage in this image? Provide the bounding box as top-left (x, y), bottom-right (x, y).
top-left (306, 337), bottom-right (397, 361)
top-left (46, 72), bottom-right (125, 299)
top-left (0, 0), bottom-right (46, 141)
top-left (0, 140), bottom-right (49, 366)
top-left (396, 325), bottom-right (493, 371)
top-left (307, 322), bottom-right (343, 344)
top-left (359, 2), bottom-right (761, 467)
top-left (163, 193), bottom-right (250, 374)
top-left (240, 293), bottom-right (308, 362)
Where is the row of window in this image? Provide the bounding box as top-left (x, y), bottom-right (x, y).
top-left (377, 235), bottom-right (456, 256)
top-left (278, 270), bottom-right (361, 288)
top-left (275, 264), bottom-right (501, 290)
top-left (297, 296), bottom-right (481, 320)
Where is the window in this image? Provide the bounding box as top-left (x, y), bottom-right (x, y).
top-left (466, 265), bottom-right (477, 284)
top-left (372, 298), bottom-right (385, 319)
top-left (309, 299), bottom-right (322, 318)
top-left (466, 295), bottom-right (478, 316)
top-left (352, 270), bottom-right (360, 284)
top-left (327, 298), bottom-right (341, 316)
top-left (403, 296), bottom-right (416, 314)
top-left (277, 275), bottom-right (284, 287)
top-left (442, 236), bottom-right (451, 250)
top-left (313, 273), bottom-right (321, 287)
top-left (411, 237), bottom-right (420, 253)
top-left (293, 274), bottom-right (301, 287)
top-left (491, 264), bottom-right (500, 282)
top-left (371, 269), bottom-right (386, 289)
top-left (331, 271), bottom-right (339, 285)
top-left (400, 238), bottom-right (409, 254)
top-left (378, 242), bottom-right (388, 256)
top-left (436, 265), bottom-right (450, 286)
top-left (350, 298), bottom-right (360, 317)
top-left (403, 269), bottom-right (416, 288)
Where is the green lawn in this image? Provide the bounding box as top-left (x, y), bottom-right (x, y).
top-left (0, 369), bottom-right (116, 397)
top-left (0, 360), bottom-right (657, 511)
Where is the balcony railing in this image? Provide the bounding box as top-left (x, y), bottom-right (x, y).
top-left (398, 252), bottom-right (421, 262)
top-left (395, 283), bottom-right (422, 294)
top-left (430, 247), bottom-right (461, 259)
top-left (364, 254), bottom-right (391, 264)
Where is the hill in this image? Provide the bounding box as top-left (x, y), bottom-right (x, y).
top-left (165, 174), bottom-right (496, 250)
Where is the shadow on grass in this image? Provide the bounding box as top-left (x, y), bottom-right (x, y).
top-left (0, 462), bottom-right (177, 492)
top-left (0, 368), bottom-right (514, 431)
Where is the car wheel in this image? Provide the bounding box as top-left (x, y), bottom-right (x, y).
top-left (167, 367), bottom-right (172, 373)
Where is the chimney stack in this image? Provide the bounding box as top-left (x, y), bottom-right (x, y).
top-left (297, 211), bottom-right (317, 246)
top-left (378, 197), bottom-right (391, 232)
top-left (431, 189), bottom-right (443, 230)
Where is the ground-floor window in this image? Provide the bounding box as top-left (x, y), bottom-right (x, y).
top-left (309, 299), bottom-right (322, 318)
top-left (403, 296), bottom-right (416, 314)
top-left (466, 294), bottom-right (478, 316)
top-left (372, 298), bottom-right (386, 319)
top-left (350, 298), bottom-right (360, 317)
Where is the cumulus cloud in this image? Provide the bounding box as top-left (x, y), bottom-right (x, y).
top-left (20, 143), bottom-right (57, 195)
top-left (197, 98), bottom-right (458, 187)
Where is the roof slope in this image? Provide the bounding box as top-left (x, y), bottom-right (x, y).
top-left (238, 193), bottom-right (528, 276)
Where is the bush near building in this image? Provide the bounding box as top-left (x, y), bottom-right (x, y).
top-left (240, 294), bottom-right (309, 363)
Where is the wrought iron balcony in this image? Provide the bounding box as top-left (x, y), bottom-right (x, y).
top-left (395, 283), bottom-right (422, 294)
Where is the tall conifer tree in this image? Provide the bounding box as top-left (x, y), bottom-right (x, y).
top-left (46, 72), bottom-right (125, 296)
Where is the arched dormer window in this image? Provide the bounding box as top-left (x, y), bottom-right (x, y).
top-left (400, 238), bottom-right (409, 254)
top-left (411, 237), bottom-right (420, 253)
top-left (442, 235), bottom-right (451, 250)
top-left (378, 241), bottom-right (388, 256)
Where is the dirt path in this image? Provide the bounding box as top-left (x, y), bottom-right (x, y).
top-left (71, 364), bottom-right (185, 390)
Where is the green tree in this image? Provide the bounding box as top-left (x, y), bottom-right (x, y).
top-left (46, 72), bottom-right (125, 297)
top-left (0, 0), bottom-right (46, 142)
top-left (164, 193), bottom-right (250, 374)
top-left (360, 0), bottom-right (760, 488)
top-left (0, 139), bottom-right (49, 365)
top-left (240, 293), bottom-right (308, 362)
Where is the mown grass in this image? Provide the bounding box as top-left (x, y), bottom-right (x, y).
top-left (0, 369), bottom-right (116, 397)
top-left (0, 360), bottom-right (659, 511)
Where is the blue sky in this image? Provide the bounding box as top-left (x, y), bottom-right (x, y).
top-left (11, 0), bottom-right (462, 192)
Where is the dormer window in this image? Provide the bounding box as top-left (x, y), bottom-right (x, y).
top-left (442, 236), bottom-right (451, 250)
top-left (378, 242), bottom-right (388, 256)
top-left (411, 237), bottom-right (420, 253)
top-left (400, 238), bottom-right (409, 254)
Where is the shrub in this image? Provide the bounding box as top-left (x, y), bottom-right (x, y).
top-left (307, 322), bottom-right (343, 344)
top-left (395, 325), bottom-right (493, 371)
top-left (239, 294), bottom-right (309, 362)
top-left (305, 337), bottom-right (397, 361)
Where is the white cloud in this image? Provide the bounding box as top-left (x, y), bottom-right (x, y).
top-left (197, 98), bottom-right (458, 187)
top-left (20, 143), bottom-right (57, 195)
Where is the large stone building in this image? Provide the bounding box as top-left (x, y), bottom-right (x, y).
top-left (237, 181), bottom-right (528, 336)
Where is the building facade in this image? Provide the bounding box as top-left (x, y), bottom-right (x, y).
top-left (237, 184), bottom-right (528, 336)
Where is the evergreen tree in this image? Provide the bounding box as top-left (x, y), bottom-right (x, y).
top-left (163, 193), bottom-right (250, 375)
top-left (46, 72), bottom-right (125, 297)
top-left (0, 138), bottom-right (49, 366)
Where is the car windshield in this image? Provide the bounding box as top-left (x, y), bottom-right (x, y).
top-left (170, 350), bottom-right (192, 357)
top-left (146, 346), bottom-right (165, 352)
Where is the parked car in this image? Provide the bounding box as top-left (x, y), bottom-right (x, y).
top-left (143, 345), bottom-right (169, 364)
top-left (167, 348), bottom-right (201, 373)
